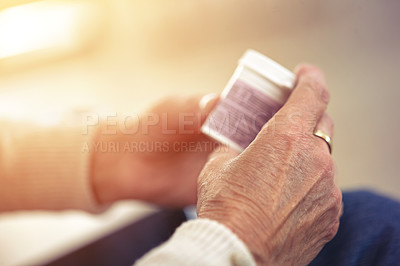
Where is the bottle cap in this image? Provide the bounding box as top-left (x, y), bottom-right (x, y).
top-left (239, 49), bottom-right (295, 90)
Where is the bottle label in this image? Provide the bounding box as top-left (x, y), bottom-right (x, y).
top-left (202, 79), bottom-right (283, 150)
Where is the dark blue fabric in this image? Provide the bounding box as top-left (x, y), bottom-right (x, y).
top-left (310, 190), bottom-right (400, 266)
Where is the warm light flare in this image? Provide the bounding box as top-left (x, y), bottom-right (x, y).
top-left (0, 0), bottom-right (102, 59)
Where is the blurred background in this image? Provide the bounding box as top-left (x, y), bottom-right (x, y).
top-left (0, 0), bottom-right (399, 265)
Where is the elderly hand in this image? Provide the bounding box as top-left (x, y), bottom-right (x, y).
top-left (91, 94), bottom-right (218, 207)
top-left (197, 65), bottom-right (342, 265)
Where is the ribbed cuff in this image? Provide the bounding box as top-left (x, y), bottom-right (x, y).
top-left (136, 218), bottom-right (256, 266)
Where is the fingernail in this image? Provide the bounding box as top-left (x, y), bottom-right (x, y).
top-left (199, 93), bottom-right (219, 113)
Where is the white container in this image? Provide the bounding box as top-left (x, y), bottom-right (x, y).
top-left (201, 49), bottom-right (296, 151)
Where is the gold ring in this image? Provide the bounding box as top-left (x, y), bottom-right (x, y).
top-left (313, 130), bottom-right (333, 154)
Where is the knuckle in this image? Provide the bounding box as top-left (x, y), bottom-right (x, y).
top-left (322, 188), bottom-right (342, 229)
top-left (314, 136), bottom-right (333, 158)
top-left (313, 148), bottom-right (335, 175)
top-left (324, 219), bottom-right (340, 241)
top-left (329, 187), bottom-right (343, 212)
top-left (319, 85), bottom-right (330, 105)
top-left (322, 155), bottom-right (335, 176)
top-left (302, 75), bottom-right (330, 105)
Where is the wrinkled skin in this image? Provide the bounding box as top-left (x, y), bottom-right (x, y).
top-left (197, 65), bottom-right (342, 265)
top-left (91, 63), bottom-right (341, 265)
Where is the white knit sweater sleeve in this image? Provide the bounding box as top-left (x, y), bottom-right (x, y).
top-left (135, 218), bottom-right (256, 266)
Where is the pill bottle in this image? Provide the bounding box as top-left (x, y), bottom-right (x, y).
top-left (201, 49), bottom-right (296, 151)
